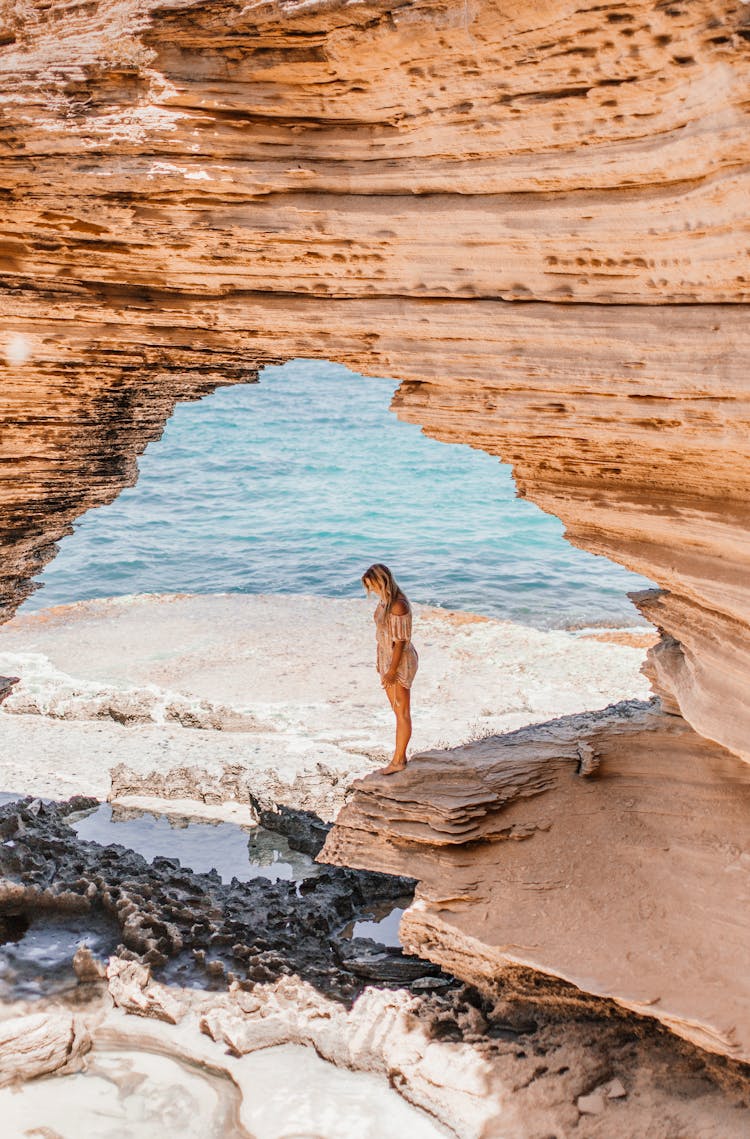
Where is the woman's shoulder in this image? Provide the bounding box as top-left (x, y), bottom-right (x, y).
top-left (391, 596), bottom-right (409, 616)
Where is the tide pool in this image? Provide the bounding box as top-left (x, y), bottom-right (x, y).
top-left (24, 359), bottom-right (652, 628)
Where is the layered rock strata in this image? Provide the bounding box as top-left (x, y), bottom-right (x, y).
top-left (0, 1009), bottom-right (91, 1086)
top-left (1, 796), bottom-right (749, 1137)
top-left (1, 0), bottom-right (750, 1092)
top-left (323, 700), bottom-right (750, 1063)
top-left (0, 0), bottom-right (748, 762)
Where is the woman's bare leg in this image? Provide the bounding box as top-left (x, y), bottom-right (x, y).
top-left (393, 683), bottom-right (412, 763)
top-left (378, 682), bottom-right (411, 775)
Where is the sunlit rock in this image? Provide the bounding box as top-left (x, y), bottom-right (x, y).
top-left (0, 0), bottom-right (749, 1105)
top-left (323, 701), bottom-right (750, 1062)
top-left (0, 1011), bottom-right (91, 1085)
top-left (0, 0), bottom-right (748, 761)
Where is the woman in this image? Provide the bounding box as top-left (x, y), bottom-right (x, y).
top-left (361, 563), bottom-right (418, 775)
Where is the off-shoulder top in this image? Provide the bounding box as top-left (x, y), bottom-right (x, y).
top-left (373, 598), bottom-right (418, 686)
top-left (385, 607), bottom-right (412, 642)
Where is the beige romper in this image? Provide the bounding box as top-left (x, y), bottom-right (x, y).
top-left (374, 600), bottom-right (419, 688)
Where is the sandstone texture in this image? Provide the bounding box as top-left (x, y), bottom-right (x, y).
top-left (0, 1009), bottom-right (91, 1085)
top-left (323, 701), bottom-right (750, 1063)
top-left (0, 796), bottom-right (748, 1137)
top-left (1, 0), bottom-right (750, 1096)
top-left (0, 0), bottom-right (748, 762)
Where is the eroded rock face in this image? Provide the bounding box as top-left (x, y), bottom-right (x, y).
top-left (1, 797), bottom-right (748, 1137)
top-left (322, 700), bottom-right (750, 1063)
top-left (0, 0), bottom-right (748, 761)
top-left (0, 1010), bottom-right (91, 1085)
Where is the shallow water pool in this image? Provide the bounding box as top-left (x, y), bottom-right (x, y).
top-left (342, 901), bottom-right (409, 948)
top-left (0, 910), bottom-right (119, 1001)
top-left (69, 803), bottom-right (322, 884)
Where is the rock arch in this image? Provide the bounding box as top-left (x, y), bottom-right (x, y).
top-left (1, 0), bottom-right (748, 759)
top-left (1, 0), bottom-right (749, 1062)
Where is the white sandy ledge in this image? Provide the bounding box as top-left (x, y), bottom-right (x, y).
top-left (0, 593), bottom-right (652, 818)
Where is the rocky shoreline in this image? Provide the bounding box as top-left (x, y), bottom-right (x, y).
top-left (0, 795), bottom-right (427, 1001)
top-left (0, 593), bottom-right (652, 815)
top-left (0, 793), bottom-right (748, 1137)
top-left (0, 596), bottom-right (748, 1132)
top-left (1, 0), bottom-right (749, 1130)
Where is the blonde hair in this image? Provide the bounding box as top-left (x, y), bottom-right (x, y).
top-left (361, 563), bottom-right (408, 617)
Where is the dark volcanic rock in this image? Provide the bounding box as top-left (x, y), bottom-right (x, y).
top-left (335, 936), bottom-right (445, 983)
top-left (0, 797), bottom-right (425, 1003)
top-left (248, 795), bottom-right (333, 858)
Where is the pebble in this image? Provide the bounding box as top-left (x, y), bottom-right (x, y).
top-left (577, 1091), bottom-right (605, 1115)
top-left (577, 1077), bottom-right (627, 1115)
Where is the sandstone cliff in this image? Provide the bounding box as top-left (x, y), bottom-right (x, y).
top-left (1, 0), bottom-right (748, 760)
top-left (1, 0), bottom-right (749, 1064)
top-left (323, 700), bottom-right (750, 1063)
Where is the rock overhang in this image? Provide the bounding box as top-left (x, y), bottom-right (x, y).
top-left (0, 0), bottom-right (749, 1072)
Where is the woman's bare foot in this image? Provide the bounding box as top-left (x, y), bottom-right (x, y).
top-left (377, 757), bottom-right (407, 775)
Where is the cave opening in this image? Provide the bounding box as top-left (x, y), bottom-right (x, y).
top-left (19, 358), bottom-right (653, 631)
top-left (0, 354), bottom-right (657, 815)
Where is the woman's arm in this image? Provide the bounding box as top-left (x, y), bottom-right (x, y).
top-left (385, 639), bottom-right (405, 682)
top-left (383, 598), bottom-right (409, 684)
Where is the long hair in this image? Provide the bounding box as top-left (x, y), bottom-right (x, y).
top-left (361, 563), bottom-right (407, 617)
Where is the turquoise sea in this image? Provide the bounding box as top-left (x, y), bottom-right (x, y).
top-left (24, 360), bottom-right (652, 628)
